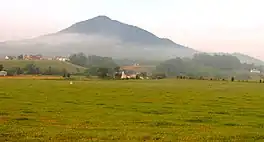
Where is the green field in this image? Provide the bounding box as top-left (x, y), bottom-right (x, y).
top-left (1, 79), bottom-right (264, 141)
top-left (0, 60), bottom-right (86, 73)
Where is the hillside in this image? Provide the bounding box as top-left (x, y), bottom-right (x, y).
top-left (59, 16), bottom-right (185, 48)
top-left (0, 60), bottom-right (86, 73)
top-left (0, 16), bottom-right (196, 60)
top-left (210, 52), bottom-right (264, 66)
top-left (231, 53), bottom-right (264, 66)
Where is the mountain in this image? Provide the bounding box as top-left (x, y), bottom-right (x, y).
top-left (210, 52), bottom-right (264, 66)
top-left (231, 53), bottom-right (264, 66)
top-left (1, 15), bottom-right (263, 64)
top-left (58, 16), bottom-right (184, 48)
top-left (0, 15), bottom-right (196, 60)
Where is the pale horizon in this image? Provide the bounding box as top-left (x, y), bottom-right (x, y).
top-left (0, 0), bottom-right (263, 59)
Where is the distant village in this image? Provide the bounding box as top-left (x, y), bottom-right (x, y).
top-left (3, 54), bottom-right (70, 62)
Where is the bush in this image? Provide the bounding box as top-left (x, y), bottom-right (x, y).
top-left (152, 73), bottom-right (166, 79)
top-left (231, 77), bottom-right (235, 82)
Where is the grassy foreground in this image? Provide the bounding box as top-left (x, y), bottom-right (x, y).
top-left (1, 79), bottom-right (264, 141)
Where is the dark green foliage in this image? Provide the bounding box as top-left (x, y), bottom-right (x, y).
top-left (69, 52), bottom-right (118, 68)
top-left (155, 53), bottom-right (257, 78)
top-left (6, 68), bottom-right (17, 76)
top-left (69, 53), bottom-right (87, 67)
top-left (36, 67), bottom-right (40, 74)
top-left (84, 67), bottom-right (98, 76)
top-left (231, 77), bottom-right (235, 82)
top-left (0, 64), bottom-right (3, 71)
top-left (23, 64), bottom-right (38, 74)
top-left (114, 66), bottom-right (120, 72)
top-left (16, 67), bottom-right (23, 75)
top-left (48, 66), bottom-right (52, 75)
top-left (62, 68), bottom-right (67, 78)
top-left (17, 54), bottom-right (23, 60)
top-left (97, 68), bottom-right (109, 78)
top-left (193, 53), bottom-right (241, 70)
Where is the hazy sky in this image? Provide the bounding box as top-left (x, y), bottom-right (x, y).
top-left (0, 0), bottom-right (263, 59)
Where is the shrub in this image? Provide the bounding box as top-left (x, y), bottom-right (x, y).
top-left (231, 77), bottom-right (235, 82)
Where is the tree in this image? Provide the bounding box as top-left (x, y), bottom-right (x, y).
top-left (97, 68), bottom-right (109, 78)
top-left (17, 54), bottom-right (24, 60)
top-left (6, 68), bottom-right (17, 76)
top-left (154, 53), bottom-right (257, 79)
top-left (24, 64), bottom-right (37, 74)
top-left (16, 67), bottom-right (23, 75)
top-left (69, 52), bottom-right (88, 67)
top-left (0, 64), bottom-right (3, 71)
top-left (36, 67), bottom-right (40, 74)
top-left (231, 77), bottom-right (235, 82)
top-left (67, 73), bottom-right (71, 78)
top-left (48, 66), bottom-right (52, 75)
top-left (114, 66), bottom-right (120, 72)
top-left (62, 68), bottom-right (67, 78)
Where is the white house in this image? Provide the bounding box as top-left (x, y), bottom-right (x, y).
top-left (55, 56), bottom-right (69, 62)
top-left (250, 69), bottom-right (261, 73)
top-left (4, 56), bottom-right (9, 60)
top-left (0, 71), bottom-right (7, 76)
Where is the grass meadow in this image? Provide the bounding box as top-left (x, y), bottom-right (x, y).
top-left (1, 78), bottom-right (264, 141)
top-left (0, 60), bottom-right (86, 73)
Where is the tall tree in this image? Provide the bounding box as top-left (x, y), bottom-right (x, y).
top-left (69, 52), bottom-right (88, 67)
top-left (24, 64), bottom-right (37, 74)
top-left (97, 68), bottom-right (109, 78)
top-left (0, 64), bottom-right (3, 71)
top-left (48, 66), bottom-right (52, 75)
top-left (17, 54), bottom-right (24, 60)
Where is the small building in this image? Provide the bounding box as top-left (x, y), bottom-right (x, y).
top-left (0, 71), bottom-right (7, 76)
top-left (5, 56), bottom-right (16, 60)
top-left (55, 56), bottom-right (69, 62)
top-left (5, 56), bottom-right (9, 60)
top-left (24, 55), bottom-right (42, 60)
top-left (250, 69), bottom-right (261, 74)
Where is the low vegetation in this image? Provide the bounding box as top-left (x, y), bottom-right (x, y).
top-left (1, 79), bottom-right (264, 141)
top-left (0, 60), bottom-right (86, 74)
top-left (155, 53), bottom-right (264, 80)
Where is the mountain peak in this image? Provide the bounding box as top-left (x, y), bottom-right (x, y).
top-left (90, 15), bottom-right (112, 21)
top-left (59, 15), bottom-right (186, 48)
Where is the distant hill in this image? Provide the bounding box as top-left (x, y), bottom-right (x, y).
top-left (210, 52), bottom-right (264, 66)
top-left (59, 16), bottom-right (185, 48)
top-left (1, 15), bottom-right (262, 64)
top-left (0, 60), bottom-right (86, 73)
top-left (231, 53), bottom-right (264, 66)
top-left (0, 15), bottom-right (196, 60)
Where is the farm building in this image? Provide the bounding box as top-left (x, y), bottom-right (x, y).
top-left (250, 69), bottom-right (261, 74)
top-left (0, 71), bottom-right (7, 76)
top-left (24, 55), bottom-right (43, 60)
top-left (5, 56), bottom-right (16, 60)
top-left (55, 56), bottom-right (69, 62)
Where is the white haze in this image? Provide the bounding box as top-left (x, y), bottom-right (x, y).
top-left (0, 33), bottom-right (197, 60)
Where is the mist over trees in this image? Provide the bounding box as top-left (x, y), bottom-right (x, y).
top-left (68, 52), bottom-right (118, 68)
top-left (155, 53), bottom-right (264, 79)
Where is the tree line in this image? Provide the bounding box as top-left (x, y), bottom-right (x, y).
top-left (154, 53), bottom-right (264, 80)
top-left (0, 63), bottom-right (70, 77)
top-left (69, 52), bottom-right (120, 78)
